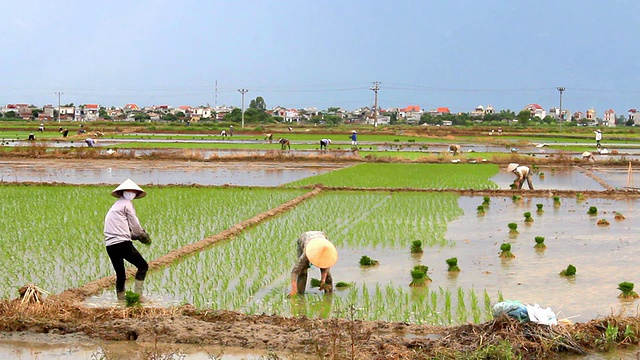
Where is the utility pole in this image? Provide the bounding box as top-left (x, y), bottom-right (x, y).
top-left (55, 91), bottom-right (63, 123)
top-left (370, 81), bottom-right (380, 128)
top-left (238, 88), bottom-right (248, 128)
top-left (557, 86), bottom-right (565, 130)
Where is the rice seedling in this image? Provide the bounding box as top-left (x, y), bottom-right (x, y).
top-left (512, 195), bottom-right (522, 202)
top-left (615, 212), bottom-right (626, 220)
top-left (553, 196), bottom-right (561, 207)
top-left (508, 222), bottom-right (518, 234)
top-left (523, 212), bottom-right (534, 223)
top-left (482, 196), bottom-right (490, 205)
top-left (124, 291), bottom-right (142, 307)
top-left (533, 236), bottom-right (546, 249)
top-left (446, 257), bottom-right (461, 272)
top-left (310, 278), bottom-right (321, 288)
top-left (359, 255), bottom-right (379, 266)
top-left (588, 206), bottom-right (598, 215)
top-left (499, 243), bottom-right (515, 258)
top-left (410, 240), bottom-right (424, 254)
top-left (539, 172), bottom-right (545, 178)
top-left (559, 265), bottom-right (576, 276)
top-left (618, 282), bottom-right (639, 299)
top-left (477, 205), bottom-right (485, 215)
top-left (597, 219), bottom-right (610, 226)
top-left (577, 193), bottom-right (586, 201)
top-left (409, 265), bottom-right (431, 287)
top-left (335, 281), bottom-right (353, 289)
top-left (536, 203), bottom-right (544, 213)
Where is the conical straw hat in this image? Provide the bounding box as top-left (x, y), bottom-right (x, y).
top-left (111, 179), bottom-right (146, 199)
top-left (305, 237), bottom-right (338, 268)
top-left (507, 163), bottom-right (519, 172)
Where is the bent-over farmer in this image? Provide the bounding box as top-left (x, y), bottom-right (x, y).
top-left (279, 138), bottom-right (291, 150)
top-left (507, 163), bottom-right (534, 190)
top-left (289, 231), bottom-right (338, 296)
top-left (104, 179), bottom-right (150, 302)
top-left (449, 144), bottom-right (461, 155)
top-left (320, 138), bottom-right (331, 150)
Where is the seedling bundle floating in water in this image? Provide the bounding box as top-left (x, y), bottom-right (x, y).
top-left (410, 240), bottom-right (424, 254)
top-left (524, 212), bottom-right (534, 223)
top-left (477, 205), bottom-right (485, 215)
top-left (359, 255), bottom-right (379, 266)
top-left (588, 206), bottom-right (598, 215)
top-left (536, 204), bottom-right (544, 213)
top-left (597, 219), bottom-right (610, 226)
top-left (446, 257), bottom-right (460, 272)
top-left (499, 243), bottom-right (515, 258)
top-left (534, 236), bottom-right (546, 249)
top-left (508, 222), bottom-right (518, 234)
top-left (553, 196), bottom-right (561, 207)
top-left (559, 264), bottom-right (576, 276)
top-left (618, 282), bottom-right (639, 299)
top-left (409, 265), bottom-right (431, 287)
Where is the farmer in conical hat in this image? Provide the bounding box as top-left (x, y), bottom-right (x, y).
top-left (449, 144), bottom-right (461, 155)
top-left (104, 179), bottom-right (150, 302)
top-left (289, 231), bottom-right (338, 296)
top-left (507, 163), bottom-right (534, 190)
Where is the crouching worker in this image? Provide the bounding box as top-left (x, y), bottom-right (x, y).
top-left (449, 144), bottom-right (461, 155)
top-left (289, 231), bottom-right (338, 296)
top-left (104, 179), bottom-right (150, 302)
top-left (507, 163), bottom-right (534, 190)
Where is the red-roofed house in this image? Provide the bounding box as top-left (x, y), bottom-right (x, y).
top-left (399, 105), bottom-right (422, 123)
top-left (436, 107), bottom-right (450, 114)
top-left (75, 104), bottom-right (100, 121)
top-left (124, 104), bottom-right (140, 111)
top-left (524, 104), bottom-right (545, 119)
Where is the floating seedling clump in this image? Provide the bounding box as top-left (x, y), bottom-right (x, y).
top-left (553, 196), bottom-right (561, 207)
top-left (588, 206), bottom-right (598, 215)
top-left (477, 205), bottom-right (485, 215)
top-left (536, 203), bottom-right (544, 214)
top-left (534, 236), bottom-right (546, 249)
top-left (559, 264), bottom-right (576, 276)
top-left (618, 282), bottom-right (640, 299)
top-left (410, 240), bottom-right (424, 254)
top-left (577, 193), bottom-right (586, 201)
top-left (499, 243), bottom-right (515, 258)
top-left (597, 219), bottom-right (610, 226)
top-left (335, 281), bottom-right (352, 289)
top-left (508, 222), bottom-right (519, 234)
top-left (409, 265), bottom-right (431, 287)
top-left (539, 172), bottom-right (545, 179)
top-left (512, 195), bottom-right (522, 202)
top-left (482, 196), bottom-right (490, 205)
top-left (359, 255), bottom-right (379, 266)
top-left (615, 212), bottom-right (626, 220)
top-left (524, 212), bottom-right (534, 223)
top-left (446, 257), bottom-right (461, 272)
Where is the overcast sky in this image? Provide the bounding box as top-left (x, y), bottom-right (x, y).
top-left (2, 1), bottom-right (639, 115)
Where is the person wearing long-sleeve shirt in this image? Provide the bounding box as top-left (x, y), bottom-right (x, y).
top-left (507, 163), bottom-right (534, 190)
top-left (289, 231), bottom-right (338, 296)
top-left (104, 179), bottom-right (149, 302)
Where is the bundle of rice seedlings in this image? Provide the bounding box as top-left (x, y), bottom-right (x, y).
top-left (618, 282), bottom-right (639, 299)
top-left (335, 281), bottom-right (353, 289)
top-left (477, 205), bottom-right (485, 215)
top-left (446, 257), bottom-right (461, 272)
top-left (508, 223), bottom-right (518, 234)
top-left (124, 291), bottom-right (142, 307)
top-left (553, 196), bottom-right (561, 207)
top-left (359, 255), bottom-right (379, 266)
top-left (310, 278), bottom-right (322, 288)
top-left (499, 243), bottom-right (515, 258)
top-left (410, 240), bottom-right (424, 254)
top-left (524, 212), bottom-right (534, 223)
top-left (536, 204), bottom-right (544, 213)
top-left (482, 196), bottom-right (490, 205)
top-left (588, 206), bottom-right (598, 215)
top-left (597, 218), bottom-right (610, 226)
top-left (534, 236), bottom-right (546, 249)
top-left (559, 264), bottom-right (576, 276)
top-left (614, 212), bottom-right (625, 220)
top-left (409, 265), bottom-right (431, 287)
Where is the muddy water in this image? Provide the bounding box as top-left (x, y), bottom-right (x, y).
top-left (593, 167), bottom-right (640, 189)
top-left (490, 166), bottom-right (605, 190)
top-left (443, 195), bottom-right (640, 322)
top-left (0, 160), bottom-right (343, 186)
top-left (0, 333), bottom-right (276, 359)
